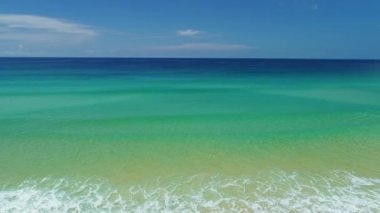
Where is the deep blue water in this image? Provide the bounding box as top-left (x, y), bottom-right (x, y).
top-left (1, 58), bottom-right (379, 77)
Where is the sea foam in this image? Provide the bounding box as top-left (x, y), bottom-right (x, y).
top-left (0, 171), bottom-right (379, 212)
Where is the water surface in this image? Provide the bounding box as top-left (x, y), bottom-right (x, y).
top-left (0, 58), bottom-right (379, 212)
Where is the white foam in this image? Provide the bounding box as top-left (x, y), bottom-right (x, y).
top-left (0, 171), bottom-right (379, 212)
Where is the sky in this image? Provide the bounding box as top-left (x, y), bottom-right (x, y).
top-left (0, 0), bottom-right (379, 59)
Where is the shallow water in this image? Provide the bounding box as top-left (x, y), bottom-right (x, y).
top-left (0, 58), bottom-right (379, 212)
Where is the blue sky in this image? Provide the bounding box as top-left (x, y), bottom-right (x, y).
top-left (0, 0), bottom-right (379, 58)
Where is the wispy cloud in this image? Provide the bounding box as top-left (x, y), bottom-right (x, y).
top-left (154, 43), bottom-right (252, 51)
top-left (0, 14), bottom-right (97, 43)
top-left (177, 29), bottom-right (201, 37)
top-left (311, 4), bottom-right (319, 10)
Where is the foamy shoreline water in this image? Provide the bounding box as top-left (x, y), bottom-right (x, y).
top-left (1, 171), bottom-right (379, 212)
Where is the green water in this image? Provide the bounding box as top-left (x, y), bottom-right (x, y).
top-left (0, 59), bottom-right (379, 211)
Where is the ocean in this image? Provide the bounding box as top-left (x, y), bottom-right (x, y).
top-left (0, 58), bottom-right (379, 212)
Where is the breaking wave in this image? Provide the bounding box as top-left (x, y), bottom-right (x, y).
top-left (1, 171), bottom-right (379, 212)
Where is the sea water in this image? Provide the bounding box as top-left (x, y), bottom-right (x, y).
top-left (0, 58), bottom-right (379, 212)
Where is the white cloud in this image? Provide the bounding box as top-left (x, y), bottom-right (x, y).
top-left (155, 43), bottom-right (252, 51)
top-left (0, 14), bottom-right (97, 43)
top-left (177, 29), bottom-right (201, 37)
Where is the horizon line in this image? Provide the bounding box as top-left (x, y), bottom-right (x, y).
top-left (0, 56), bottom-right (379, 61)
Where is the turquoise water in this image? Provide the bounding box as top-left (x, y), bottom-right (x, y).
top-left (0, 58), bottom-right (379, 212)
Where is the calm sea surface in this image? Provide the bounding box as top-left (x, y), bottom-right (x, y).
top-left (0, 58), bottom-right (379, 212)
